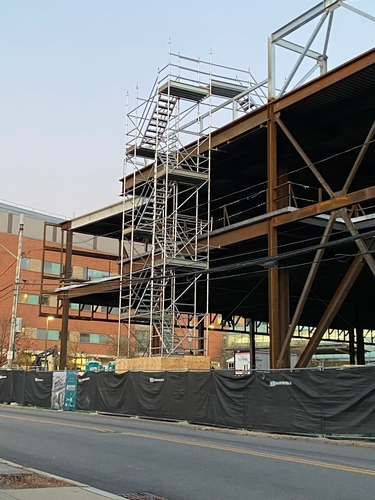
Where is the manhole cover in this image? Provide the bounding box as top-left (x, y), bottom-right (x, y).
top-left (121, 493), bottom-right (168, 500)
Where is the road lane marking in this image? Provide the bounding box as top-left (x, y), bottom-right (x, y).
top-left (1, 412), bottom-right (374, 476)
top-left (118, 431), bottom-right (375, 476)
top-left (0, 413), bottom-right (114, 433)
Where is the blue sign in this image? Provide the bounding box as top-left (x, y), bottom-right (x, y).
top-left (64, 371), bottom-right (77, 411)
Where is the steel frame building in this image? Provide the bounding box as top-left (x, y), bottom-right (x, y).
top-left (47, 1), bottom-right (375, 370)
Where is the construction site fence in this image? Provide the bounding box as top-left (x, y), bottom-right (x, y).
top-left (1, 366), bottom-right (375, 436)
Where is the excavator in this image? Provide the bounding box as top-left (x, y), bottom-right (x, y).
top-left (31, 345), bottom-right (58, 371)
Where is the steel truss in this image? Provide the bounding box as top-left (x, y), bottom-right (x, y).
top-left (264, 108), bottom-right (375, 368)
top-left (120, 54), bottom-right (266, 357)
top-left (268, 0), bottom-right (375, 99)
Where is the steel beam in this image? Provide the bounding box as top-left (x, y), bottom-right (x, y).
top-left (349, 327), bottom-right (355, 365)
top-left (276, 117), bottom-right (334, 197)
top-left (296, 241), bottom-right (373, 368)
top-left (341, 2), bottom-right (375, 23)
top-left (339, 209), bottom-right (375, 278)
top-left (274, 48), bottom-right (375, 113)
top-left (278, 13), bottom-right (328, 97)
top-left (273, 185), bottom-right (375, 227)
top-left (44, 244), bottom-right (119, 261)
top-left (204, 185), bottom-right (375, 250)
top-left (356, 327), bottom-right (365, 364)
top-left (278, 267), bottom-right (290, 368)
top-left (276, 211), bottom-right (337, 367)
top-left (268, 223), bottom-right (280, 369)
top-left (270, 0), bottom-right (340, 43)
top-left (275, 39), bottom-right (322, 60)
top-left (60, 229), bottom-right (72, 370)
top-left (341, 117), bottom-right (375, 195)
top-left (250, 319), bottom-right (256, 369)
top-left (267, 104), bottom-right (282, 369)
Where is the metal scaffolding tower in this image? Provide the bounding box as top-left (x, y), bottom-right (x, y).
top-left (120, 53), bottom-right (266, 357)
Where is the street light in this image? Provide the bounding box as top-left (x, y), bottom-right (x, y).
top-left (45, 316), bottom-right (54, 369)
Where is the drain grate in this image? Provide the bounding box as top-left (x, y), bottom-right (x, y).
top-left (120, 493), bottom-right (168, 500)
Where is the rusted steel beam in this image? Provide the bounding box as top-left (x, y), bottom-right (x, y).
top-left (278, 267), bottom-right (290, 368)
top-left (208, 220), bottom-right (269, 248)
top-left (273, 185), bottom-right (375, 227)
top-left (274, 48), bottom-right (375, 113)
top-left (267, 104), bottom-right (282, 369)
top-left (207, 109), bottom-right (267, 153)
top-left (204, 185), bottom-right (375, 249)
top-left (295, 243), bottom-right (373, 368)
top-left (44, 244), bottom-right (119, 261)
top-left (276, 116), bottom-right (334, 198)
top-left (276, 211), bottom-right (338, 367)
top-left (268, 234), bottom-right (280, 369)
top-left (341, 117), bottom-right (375, 195)
top-left (60, 229), bottom-right (72, 370)
top-left (339, 208), bottom-right (375, 278)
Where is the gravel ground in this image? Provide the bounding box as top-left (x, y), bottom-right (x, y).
top-left (0, 473), bottom-right (69, 490)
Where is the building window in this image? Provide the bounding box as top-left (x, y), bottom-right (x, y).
top-left (48, 330), bottom-right (60, 341)
top-left (79, 333), bottom-right (108, 344)
top-left (52, 226), bottom-right (57, 243)
top-left (41, 295), bottom-right (50, 306)
top-left (21, 258), bottom-right (30, 270)
top-left (227, 333), bottom-right (250, 348)
top-left (93, 236), bottom-right (98, 250)
top-left (44, 261), bottom-right (61, 275)
top-left (36, 329), bottom-right (60, 340)
top-left (69, 303), bottom-right (79, 310)
top-left (18, 293), bottom-right (39, 305)
top-left (83, 268), bottom-right (110, 281)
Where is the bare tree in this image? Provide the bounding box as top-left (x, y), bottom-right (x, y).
top-left (15, 324), bottom-right (37, 368)
top-left (0, 315), bottom-right (37, 368)
top-left (105, 333), bottom-right (133, 358)
top-left (0, 316), bottom-right (10, 367)
top-left (66, 336), bottom-right (80, 370)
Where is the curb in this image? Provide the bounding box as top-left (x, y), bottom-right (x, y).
top-left (0, 458), bottom-right (127, 499)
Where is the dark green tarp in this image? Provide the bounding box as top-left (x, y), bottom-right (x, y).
top-left (2, 367), bottom-right (375, 435)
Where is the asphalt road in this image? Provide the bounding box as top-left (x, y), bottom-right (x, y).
top-left (0, 406), bottom-right (374, 500)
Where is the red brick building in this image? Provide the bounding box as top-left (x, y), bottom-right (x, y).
top-left (0, 201), bottom-right (121, 369)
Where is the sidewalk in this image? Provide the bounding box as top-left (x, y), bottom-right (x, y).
top-left (0, 459), bottom-right (126, 499)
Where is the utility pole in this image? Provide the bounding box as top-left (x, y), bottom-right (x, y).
top-left (7, 214), bottom-right (24, 369)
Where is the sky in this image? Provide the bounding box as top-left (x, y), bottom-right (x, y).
top-left (1, 0), bottom-right (374, 219)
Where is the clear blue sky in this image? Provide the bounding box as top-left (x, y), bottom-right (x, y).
top-left (1, 0), bottom-right (374, 218)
